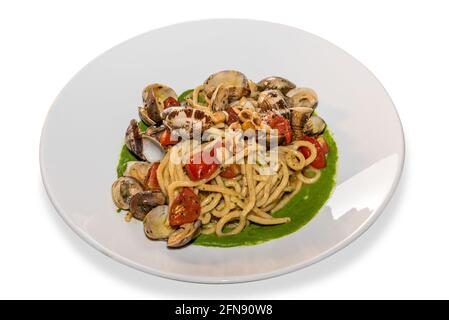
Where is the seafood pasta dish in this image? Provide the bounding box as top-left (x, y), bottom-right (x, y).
top-left (112, 70), bottom-right (337, 248)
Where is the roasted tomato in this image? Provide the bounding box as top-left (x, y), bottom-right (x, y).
top-left (163, 97), bottom-right (180, 109)
top-left (268, 114), bottom-right (293, 145)
top-left (159, 129), bottom-right (178, 146)
top-left (185, 146), bottom-right (220, 181)
top-left (317, 135), bottom-right (329, 154)
top-left (299, 136), bottom-right (327, 169)
top-left (169, 187), bottom-right (201, 227)
top-left (220, 164), bottom-right (241, 179)
top-left (144, 162), bottom-right (160, 191)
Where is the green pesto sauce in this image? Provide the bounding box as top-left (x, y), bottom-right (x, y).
top-left (116, 144), bottom-right (138, 177)
top-left (115, 91), bottom-right (338, 248)
top-left (178, 89), bottom-right (193, 102)
top-left (178, 89), bottom-right (206, 104)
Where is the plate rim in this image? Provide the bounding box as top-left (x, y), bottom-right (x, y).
top-left (39, 18), bottom-right (405, 284)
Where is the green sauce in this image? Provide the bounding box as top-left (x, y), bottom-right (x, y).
top-left (115, 100), bottom-right (338, 248)
top-left (178, 89), bottom-right (206, 104)
top-left (178, 89), bottom-right (193, 102)
top-left (116, 144), bottom-right (138, 177)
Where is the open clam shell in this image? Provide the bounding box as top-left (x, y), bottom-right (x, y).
top-left (257, 76), bottom-right (296, 94)
top-left (143, 205), bottom-right (174, 240)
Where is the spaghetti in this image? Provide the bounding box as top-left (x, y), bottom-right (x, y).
top-left (156, 126), bottom-right (319, 237)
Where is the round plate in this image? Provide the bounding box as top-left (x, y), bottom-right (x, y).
top-left (40, 19), bottom-right (404, 283)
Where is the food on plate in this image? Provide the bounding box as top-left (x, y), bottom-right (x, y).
top-left (112, 70), bottom-right (337, 248)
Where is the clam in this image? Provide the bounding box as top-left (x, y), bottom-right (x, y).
top-left (248, 80), bottom-right (259, 98)
top-left (141, 134), bottom-right (165, 162)
top-left (125, 119), bottom-right (143, 157)
top-left (162, 107), bottom-right (212, 136)
top-left (290, 107), bottom-right (313, 141)
top-left (138, 106), bottom-right (156, 126)
top-left (167, 220), bottom-right (202, 248)
top-left (111, 177), bottom-right (143, 210)
top-left (125, 120), bottom-right (165, 162)
top-left (143, 205), bottom-right (174, 240)
top-left (142, 84), bottom-right (177, 125)
top-left (144, 125), bottom-right (166, 141)
top-left (287, 87), bottom-right (318, 110)
top-left (257, 76), bottom-right (296, 94)
top-left (123, 161), bottom-right (152, 186)
top-left (304, 115), bottom-right (327, 136)
top-left (129, 191), bottom-right (166, 220)
top-left (257, 90), bottom-right (290, 118)
top-left (203, 70), bottom-right (250, 101)
top-left (210, 85), bottom-right (229, 112)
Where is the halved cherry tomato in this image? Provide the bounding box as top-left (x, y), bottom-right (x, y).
top-left (268, 114), bottom-right (293, 145)
top-left (299, 136), bottom-right (327, 169)
top-left (163, 97), bottom-right (180, 109)
top-left (317, 135), bottom-right (329, 154)
top-left (169, 187), bottom-right (200, 227)
top-left (159, 129), bottom-right (178, 146)
top-left (185, 147), bottom-right (220, 181)
top-left (310, 149), bottom-right (326, 169)
top-left (220, 164), bottom-right (241, 179)
top-left (144, 162), bottom-right (160, 191)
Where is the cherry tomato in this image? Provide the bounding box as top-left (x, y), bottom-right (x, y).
top-left (299, 136), bottom-right (318, 158)
top-left (159, 129), bottom-right (178, 146)
top-left (317, 135), bottom-right (329, 154)
top-left (163, 97), bottom-right (180, 109)
top-left (169, 187), bottom-right (201, 227)
top-left (144, 162), bottom-right (160, 191)
top-left (185, 162), bottom-right (219, 181)
top-left (220, 164), bottom-right (241, 179)
top-left (299, 136), bottom-right (327, 169)
top-left (268, 114), bottom-right (293, 145)
top-left (185, 147), bottom-right (220, 181)
top-left (310, 149), bottom-right (326, 169)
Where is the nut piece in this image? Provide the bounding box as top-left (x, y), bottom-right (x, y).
top-left (238, 109), bottom-right (253, 122)
top-left (242, 120), bottom-right (256, 131)
top-left (252, 113), bottom-right (262, 127)
top-left (211, 111), bottom-right (227, 124)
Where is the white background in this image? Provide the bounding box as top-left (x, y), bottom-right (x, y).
top-left (0, 0), bottom-right (447, 299)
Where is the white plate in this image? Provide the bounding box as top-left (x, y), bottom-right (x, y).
top-left (40, 19), bottom-right (404, 283)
